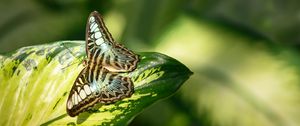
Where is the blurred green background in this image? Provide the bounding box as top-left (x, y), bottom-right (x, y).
top-left (1, 0), bottom-right (300, 126)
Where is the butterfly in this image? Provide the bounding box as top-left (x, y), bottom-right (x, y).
top-left (66, 11), bottom-right (139, 117)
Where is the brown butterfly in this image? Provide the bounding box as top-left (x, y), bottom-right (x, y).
top-left (66, 11), bottom-right (139, 117)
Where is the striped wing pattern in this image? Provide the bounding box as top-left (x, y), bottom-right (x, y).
top-left (86, 11), bottom-right (139, 72)
top-left (66, 11), bottom-right (138, 117)
top-left (66, 65), bottom-right (133, 117)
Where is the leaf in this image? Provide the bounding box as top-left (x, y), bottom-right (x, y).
top-left (0, 41), bottom-right (192, 126)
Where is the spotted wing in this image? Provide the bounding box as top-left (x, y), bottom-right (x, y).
top-left (66, 65), bottom-right (134, 117)
top-left (85, 11), bottom-right (139, 72)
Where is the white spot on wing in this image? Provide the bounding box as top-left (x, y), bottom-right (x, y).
top-left (67, 100), bottom-right (73, 109)
top-left (80, 90), bottom-right (87, 99)
top-left (90, 16), bottom-right (95, 22)
top-left (95, 38), bottom-right (104, 45)
top-left (95, 32), bottom-right (102, 39)
top-left (78, 78), bottom-right (83, 84)
top-left (74, 93), bottom-right (78, 105)
top-left (84, 85), bottom-right (92, 95)
top-left (100, 42), bottom-right (110, 51)
top-left (90, 23), bottom-right (98, 32)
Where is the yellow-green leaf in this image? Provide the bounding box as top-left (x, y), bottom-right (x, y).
top-left (0, 41), bottom-right (192, 126)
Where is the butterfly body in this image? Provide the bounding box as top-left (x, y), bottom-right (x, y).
top-left (66, 11), bottom-right (138, 117)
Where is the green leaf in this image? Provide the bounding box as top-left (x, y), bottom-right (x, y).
top-left (0, 41), bottom-right (192, 126)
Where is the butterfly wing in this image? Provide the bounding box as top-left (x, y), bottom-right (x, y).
top-left (66, 68), bottom-right (96, 117)
top-left (66, 65), bottom-right (134, 117)
top-left (85, 11), bottom-right (139, 72)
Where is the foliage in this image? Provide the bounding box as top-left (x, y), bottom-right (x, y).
top-left (0, 41), bottom-right (192, 125)
top-left (1, 0), bottom-right (300, 126)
